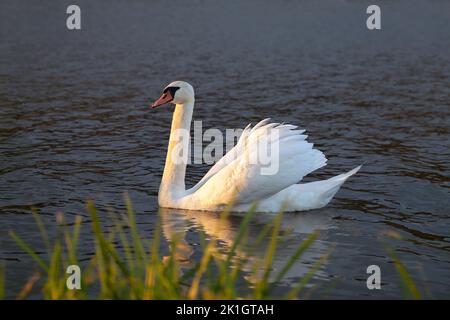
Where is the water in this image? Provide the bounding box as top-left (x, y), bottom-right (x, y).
top-left (1, 0), bottom-right (449, 299)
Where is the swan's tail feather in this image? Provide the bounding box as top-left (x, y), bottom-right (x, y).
top-left (326, 165), bottom-right (362, 183)
top-left (264, 165), bottom-right (361, 212)
top-left (232, 165), bottom-right (361, 213)
top-left (293, 165), bottom-right (361, 210)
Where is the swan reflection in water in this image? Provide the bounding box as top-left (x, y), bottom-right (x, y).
top-left (159, 207), bottom-right (337, 287)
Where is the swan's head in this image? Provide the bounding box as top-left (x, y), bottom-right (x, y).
top-left (151, 81), bottom-right (194, 108)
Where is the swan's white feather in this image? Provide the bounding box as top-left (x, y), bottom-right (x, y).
top-left (183, 119), bottom-right (329, 210)
top-left (233, 165), bottom-right (362, 212)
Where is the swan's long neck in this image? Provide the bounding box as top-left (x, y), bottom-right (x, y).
top-left (159, 100), bottom-right (194, 204)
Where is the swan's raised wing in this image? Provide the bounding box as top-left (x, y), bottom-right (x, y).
top-left (189, 119), bottom-right (327, 208)
top-left (189, 120), bottom-right (258, 192)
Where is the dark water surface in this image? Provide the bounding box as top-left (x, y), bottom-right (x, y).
top-left (1, 0), bottom-right (449, 299)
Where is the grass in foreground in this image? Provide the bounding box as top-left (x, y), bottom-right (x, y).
top-left (5, 196), bottom-right (423, 300)
top-left (382, 231), bottom-right (422, 300)
top-left (8, 195), bottom-right (324, 300)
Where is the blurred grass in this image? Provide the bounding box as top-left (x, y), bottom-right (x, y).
top-left (7, 194), bottom-right (327, 300)
top-left (383, 230), bottom-right (422, 299)
top-left (384, 243), bottom-right (422, 300)
top-left (5, 196), bottom-right (423, 300)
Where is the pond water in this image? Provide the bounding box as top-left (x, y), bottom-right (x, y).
top-left (0, 0), bottom-right (449, 299)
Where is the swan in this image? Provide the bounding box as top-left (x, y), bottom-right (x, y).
top-left (151, 80), bottom-right (361, 212)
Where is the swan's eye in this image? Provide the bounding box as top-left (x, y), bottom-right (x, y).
top-left (163, 86), bottom-right (180, 97)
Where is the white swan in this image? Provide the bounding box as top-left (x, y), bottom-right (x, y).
top-left (152, 81), bottom-right (361, 212)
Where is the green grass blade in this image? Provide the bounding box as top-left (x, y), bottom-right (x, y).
top-left (9, 231), bottom-right (48, 272)
top-left (288, 247), bottom-right (332, 299)
top-left (226, 204), bottom-right (257, 265)
top-left (269, 230), bottom-right (319, 291)
top-left (124, 192), bottom-right (147, 266)
top-left (31, 208), bottom-right (50, 252)
top-left (385, 245), bottom-right (421, 300)
top-left (260, 212), bottom-right (284, 292)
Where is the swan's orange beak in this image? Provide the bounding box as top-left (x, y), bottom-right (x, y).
top-left (151, 91), bottom-right (173, 108)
